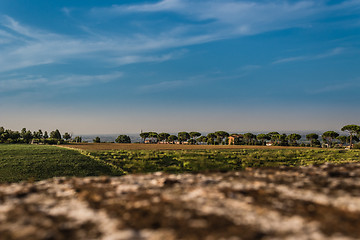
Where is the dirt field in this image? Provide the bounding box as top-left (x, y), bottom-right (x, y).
top-left (62, 143), bottom-right (317, 151)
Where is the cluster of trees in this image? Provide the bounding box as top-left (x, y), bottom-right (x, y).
top-left (0, 127), bottom-right (77, 144)
top-left (321, 124), bottom-right (360, 149)
top-left (139, 124), bottom-right (360, 148)
top-left (232, 132), bottom-right (303, 146)
top-left (115, 135), bottom-right (131, 143)
top-left (139, 131), bottom-right (288, 145)
top-left (92, 135), bottom-right (131, 143)
top-left (140, 131), bottom-right (212, 144)
top-left (1, 124), bottom-right (359, 148)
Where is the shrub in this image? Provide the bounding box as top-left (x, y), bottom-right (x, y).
top-left (115, 135), bottom-right (131, 143)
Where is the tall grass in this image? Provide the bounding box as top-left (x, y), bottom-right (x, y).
top-left (89, 149), bottom-right (360, 174)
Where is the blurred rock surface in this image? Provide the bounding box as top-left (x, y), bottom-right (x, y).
top-left (1, 163), bottom-right (360, 240)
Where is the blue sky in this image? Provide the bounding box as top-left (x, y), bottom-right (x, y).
top-left (0, 0), bottom-right (359, 134)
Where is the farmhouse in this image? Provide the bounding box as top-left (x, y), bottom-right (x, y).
top-left (228, 134), bottom-right (243, 145)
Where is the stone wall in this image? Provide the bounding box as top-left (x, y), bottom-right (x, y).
top-left (1, 163), bottom-right (360, 239)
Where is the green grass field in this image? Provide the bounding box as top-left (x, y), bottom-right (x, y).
top-left (1, 145), bottom-right (360, 183)
top-left (0, 145), bottom-right (122, 183)
top-left (88, 148), bottom-right (360, 174)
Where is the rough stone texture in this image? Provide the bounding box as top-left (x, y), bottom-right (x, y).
top-left (1, 163), bottom-right (360, 240)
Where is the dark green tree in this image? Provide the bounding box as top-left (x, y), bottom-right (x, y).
top-left (215, 131), bottom-right (229, 145)
top-left (286, 133), bottom-right (301, 146)
top-left (63, 132), bottom-right (72, 141)
top-left (271, 133), bottom-right (288, 146)
top-left (20, 128), bottom-right (27, 138)
top-left (33, 129), bottom-right (43, 139)
top-left (6, 130), bottom-right (20, 143)
top-left (306, 133), bottom-right (318, 141)
top-left (148, 132), bottom-right (158, 143)
top-left (0, 130), bottom-right (8, 143)
top-left (341, 124), bottom-right (360, 149)
top-left (207, 133), bottom-right (217, 145)
top-left (267, 132), bottom-right (280, 144)
top-left (244, 133), bottom-right (256, 145)
top-left (158, 133), bottom-right (170, 143)
top-left (189, 132), bottom-right (201, 140)
top-left (140, 132), bottom-right (149, 143)
top-left (93, 136), bottom-right (101, 143)
top-left (167, 135), bottom-right (178, 144)
top-left (267, 132), bottom-right (280, 137)
top-left (43, 131), bottom-right (49, 139)
top-left (197, 136), bottom-right (208, 144)
top-left (115, 135), bottom-right (131, 143)
top-left (336, 136), bottom-right (347, 145)
top-left (322, 131), bottom-right (339, 147)
top-left (20, 128), bottom-right (33, 143)
top-left (257, 134), bottom-right (270, 145)
top-left (74, 136), bottom-right (82, 143)
top-left (178, 132), bottom-right (190, 144)
top-left (306, 133), bottom-right (319, 147)
top-left (50, 129), bottom-right (62, 140)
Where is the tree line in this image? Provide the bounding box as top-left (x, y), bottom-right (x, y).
top-left (0, 127), bottom-right (77, 144)
top-left (139, 124), bottom-right (360, 149)
top-left (1, 124), bottom-right (359, 148)
top-left (0, 126), bottom-right (133, 145)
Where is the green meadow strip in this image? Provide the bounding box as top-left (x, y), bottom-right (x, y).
top-left (0, 145), bottom-right (122, 183)
top-left (77, 149), bottom-right (127, 175)
top-left (86, 149), bottom-right (360, 174)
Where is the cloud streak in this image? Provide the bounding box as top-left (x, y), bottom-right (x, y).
top-left (0, 16), bottom-right (191, 73)
top-left (0, 0), bottom-right (358, 74)
top-left (273, 47), bottom-right (345, 64)
top-left (0, 0), bottom-right (358, 96)
top-left (138, 80), bottom-right (190, 93)
top-left (92, 0), bottom-right (354, 37)
top-left (307, 79), bottom-right (360, 94)
top-left (0, 72), bottom-right (123, 93)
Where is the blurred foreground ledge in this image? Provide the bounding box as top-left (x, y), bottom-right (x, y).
top-left (1, 163), bottom-right (360, 240)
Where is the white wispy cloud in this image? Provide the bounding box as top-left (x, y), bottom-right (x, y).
top-left (88, 0), bottom-right (360, 63)
top-left (0, 72), bottom-right (123, 92)
top-left (0, 16), bottom-right (190, 73)
top-left (307, 79), bottom-right (360, 94)
top-left (92, 0), bottom-right (325, 36)
top-left (1, 15), bottom-right (57, 41)
top-left (0, 16), bottom-right (100, 72)
top-left (0, 77), bottom-right (48, 92)
top-left (61, 7), bottom-right (73, 17)
top-left (273, 47), bottom-right (345, 64)
top-left (0, 0), bottom-right (358, 74)
top-left (315, 47), bottom-right (345, 59)
top-left (138, 80), bottom-right (190, 93)
top-left (113, 50), bottom-right (187, 66)
top-left (272, 56), bottom-right (308, 64)
top-left (50, 72), bottom-right (123, 87)
top-left (111, 0), bottom-right (184, 13)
